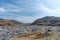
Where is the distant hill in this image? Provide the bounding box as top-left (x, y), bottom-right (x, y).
top-left (32, 16), bottom-right (60, 26)
top-left (0, 18), bottom-right (23, 26)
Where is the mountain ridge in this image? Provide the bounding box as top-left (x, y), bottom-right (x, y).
top-left (32, 16), bottom-right (60, 26)
top-left (0, 18), bottom-right (23, 26)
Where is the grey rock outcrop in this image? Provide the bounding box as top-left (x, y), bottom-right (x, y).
top-left (32, 16), bottom-right (60, 26)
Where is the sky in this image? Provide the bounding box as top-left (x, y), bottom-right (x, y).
top-left (0, 0), bottom-right (60, 23)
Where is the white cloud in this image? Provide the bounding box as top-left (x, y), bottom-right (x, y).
top-left (4, 4), bottom-right (25, 13)
top-left (53, 8), bottom-right (60, 14)
top-left (15, 16), bottom-right (40, 23)
top-left (40, 5), bottom-right (53, 13)
top-left (0, 7), bottom-right (23, 13)
top-left (0, 8), bottom-right (6, 12)
top-left (35, 4), bottom-right (60, 15)
top-left (47, 0), bottom-right (60, 7)
top-left (7, 9), bottom-right (24, 12)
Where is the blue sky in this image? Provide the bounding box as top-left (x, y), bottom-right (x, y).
top-left (0, 0), bottom-right (60, 23)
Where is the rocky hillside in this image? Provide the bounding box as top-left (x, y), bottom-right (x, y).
top-left (10, 29), bottom-right (60, 40)
top-left (32, 16), bottom-right (60, 26)
top-left (1, 16), bottom-right (60, 40)
top-left (0, 18), bottom-right (23, 26)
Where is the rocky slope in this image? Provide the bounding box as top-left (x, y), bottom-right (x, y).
top-left (0, 18), bottom-right (23, 26)
top-left (10, 29), bottom-right (60, 40)
top-left (32, 16), bottom-right (60, 26)
top-left (0, 18), bottom-right (23, 40)
top-left (1, 16), bottom-right (60, 40)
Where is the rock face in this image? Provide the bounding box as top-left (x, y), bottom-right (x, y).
top-left (32, 16), bottom-right (60, 26)
top-left (0, 18), bottom-right (23, 26)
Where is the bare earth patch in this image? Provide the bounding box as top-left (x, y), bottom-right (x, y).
top-left (10, 31), bottom-right (60, 40)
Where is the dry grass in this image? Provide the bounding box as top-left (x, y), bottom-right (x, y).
top-left (17, 30), bottom-right (44, 37)
top-left (10, 31), bottom-right (60, 40)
